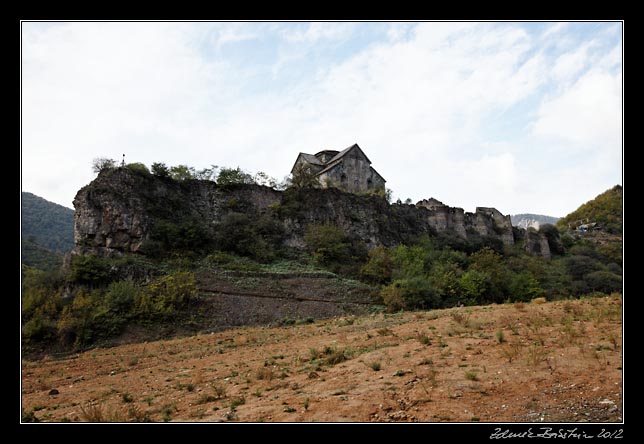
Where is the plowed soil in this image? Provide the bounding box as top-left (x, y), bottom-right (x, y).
top-left (22, 296), bottom-right (622, 423)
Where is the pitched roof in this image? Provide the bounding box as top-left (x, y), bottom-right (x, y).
top-left (299, 153), bottom-right (324, 166)
top-left (327, 143), bottom-right (371, 165)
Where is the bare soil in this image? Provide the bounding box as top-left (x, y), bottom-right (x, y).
top-left (22, 296), bottom-right (622, 423)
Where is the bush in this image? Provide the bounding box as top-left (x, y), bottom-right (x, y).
top-left (380, 277), bottom-right (440, 311)
top-left (125, 163), bottom-right (150, 175)
top-left (507, 272), bottom-right (545, 302)
top-left (68, 255), bottom-right (111, 286)
top-left (149, 218), bottom-right (212, 254)
top-left (458, 269), bottom-right (489, 305)
top-left (360, 245), bottom-right (393, 284)
top-left (105, 280), bottom-right (138, 312)
top-left (584, 271), bottom-right (622, 294)
top-left (304, 224), bottom-right (352, 268)
top-left (565, 255), bottom-right (604, 280)
top-left (216, 167), bottom-right (254, 186)
top-left (135, 271), bottom-right (197, 318)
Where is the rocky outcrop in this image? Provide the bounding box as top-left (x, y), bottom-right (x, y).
top-left (416, 199), bottom-right (514, 245)
top-left (73, 168), bottom-right (541, 257)
top-left (524, 230), bottom-right (552, 260)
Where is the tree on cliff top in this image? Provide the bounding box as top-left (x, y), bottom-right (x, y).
top-left (289, 163), bottom-right (320, 189)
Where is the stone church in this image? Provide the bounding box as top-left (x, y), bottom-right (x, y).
top-left (291, 143), bottom-right (386, 194)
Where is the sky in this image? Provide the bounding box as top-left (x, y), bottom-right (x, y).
top-left (21, 21), bottom-right (622, 217)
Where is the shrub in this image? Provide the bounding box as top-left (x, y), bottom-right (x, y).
top-left (565, 255), bottom-right (604, 280)
top-left (507, 272), bottom-right (545, 302)
top-left (105, 280), bottom-right (138, 313)
top-left (125, 163), bottom-right (150, 175)
top-left (169, 165), bottom-right (196, 181)
top-left (360, 245), bottom-right (393, 284)
top-left (135, 271), bottom-right (197, 318)
top-left (68, 255), bottom-right (111, 286)
top-left (380, 277), bottom-right (439, 311)
top-left (304, 224), bottom-right (352, 268)
top-left (216, 167), bottom-right (254, 186)
top-left (584, 271), bottom-right (622, 294)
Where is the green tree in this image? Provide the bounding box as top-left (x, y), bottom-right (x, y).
top-left (360, 245), bottom-right (393, 284)
top-left (170, 165), bottom-right (196, 181)
top-left (151, 162), bottom-right (170, 177)
top-left (469, 247), bottom-right (508, 303)
top-left (507, 272), bottom-right (545, 302)
top-left (304, 224), bottom-right (351, 267)
top-left (380, 277), bottom-right (439, 311)
top-left (216, 167), bottom-right (254, 185)
top-left (289, 163), bottom-right (320, 189)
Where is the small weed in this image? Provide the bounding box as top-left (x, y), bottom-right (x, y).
top-left (211, 383), bottom-right (227, 399)
top-left (230, 396), bottom-right (246, 409)
top-left (284, 407), bottom-right (296, 413)
top-left (196, 394), bottom-right (219, 405)
top-left (496, 330), bottom-right (506, 344)
top-left (451, 311), bottom-right (470, 326)
top-left (256, 367), bottom-right (274, 381)
top-left (419, 358), bottom-right (433, 366)
top-left (464, 371), bottom-right (479, 381)
top-left (501, 342), bottom-right (522, 363)
top-left (369, 361), bottom-right (382, 371)
top-left (127, 405), bottom-right (150, 422)
top-left (143, 397), bottom-right (154, 406)
top-left (471, 417), bottom-right (480, 422)
top-left (377, 328), bottom-right (394, 336)
top-left (303, 398), bottom-right (310, 410)
top-left (186, 384), bottom-right (195, 392)
top-left (393, 370), bottom-right (409, 377)
top-left (252, 388), bottom-right (263, 398)
top-left (417, 334), bottom-right (431, 345)
top-left (308, 348), bottom-right (319, 361)
top-left (121, 393), bottom-right (134, 403)
top-left (526, 344), bottom-right (547, 367)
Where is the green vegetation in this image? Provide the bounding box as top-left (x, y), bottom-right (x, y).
top-left (557, 185), bottom-right (622, 234)
top-left (21, 192), bottom-right (74, 255)
top-left (23, 173), bottom-right (622, 356)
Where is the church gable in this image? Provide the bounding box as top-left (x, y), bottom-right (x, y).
top-left (291, 143), bottom-right (386, 194)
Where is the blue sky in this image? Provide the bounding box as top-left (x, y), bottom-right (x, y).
top-left (21, 21), bottom-right (622, 217)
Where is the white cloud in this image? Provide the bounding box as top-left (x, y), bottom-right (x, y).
top-left (282, 22), bottom-right (355, 43)
top-left (21, 22), bottom-right (622, 218)
top-left (531, 69), bottom-right (621, 150)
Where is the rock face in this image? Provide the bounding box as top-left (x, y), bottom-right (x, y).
top-left (73, 168), bottom-right (549, 257)
top-left (524, 230), bottom-right (552, 260)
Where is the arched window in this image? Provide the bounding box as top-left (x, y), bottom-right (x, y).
top-left (340, 174), bottom-right (347, 183)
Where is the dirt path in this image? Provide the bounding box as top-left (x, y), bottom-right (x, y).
top-left (22, 296), bottom-right (622, 423)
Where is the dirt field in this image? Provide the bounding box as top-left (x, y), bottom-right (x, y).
top-left (21, 296), bottom-right (622, 423)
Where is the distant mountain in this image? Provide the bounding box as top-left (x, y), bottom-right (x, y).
top-left (22, 191), bottom-right (74, 255)
top-left (510, 213), bottom-right (560, 230)
top-left (21, 238), bottom-right (63, 272)
top-left (556, 185), bottom-right (623, 234)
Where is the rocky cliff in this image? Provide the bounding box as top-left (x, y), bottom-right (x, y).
top-left (73, 168), bottom-right (550, 257)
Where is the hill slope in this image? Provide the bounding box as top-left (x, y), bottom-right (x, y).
top-left (556, 185), bottom-right (623, 234)
top-left (21, 297), bottom-right (622, 423)
top-left (21, 192), bottom-right (74, 254)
